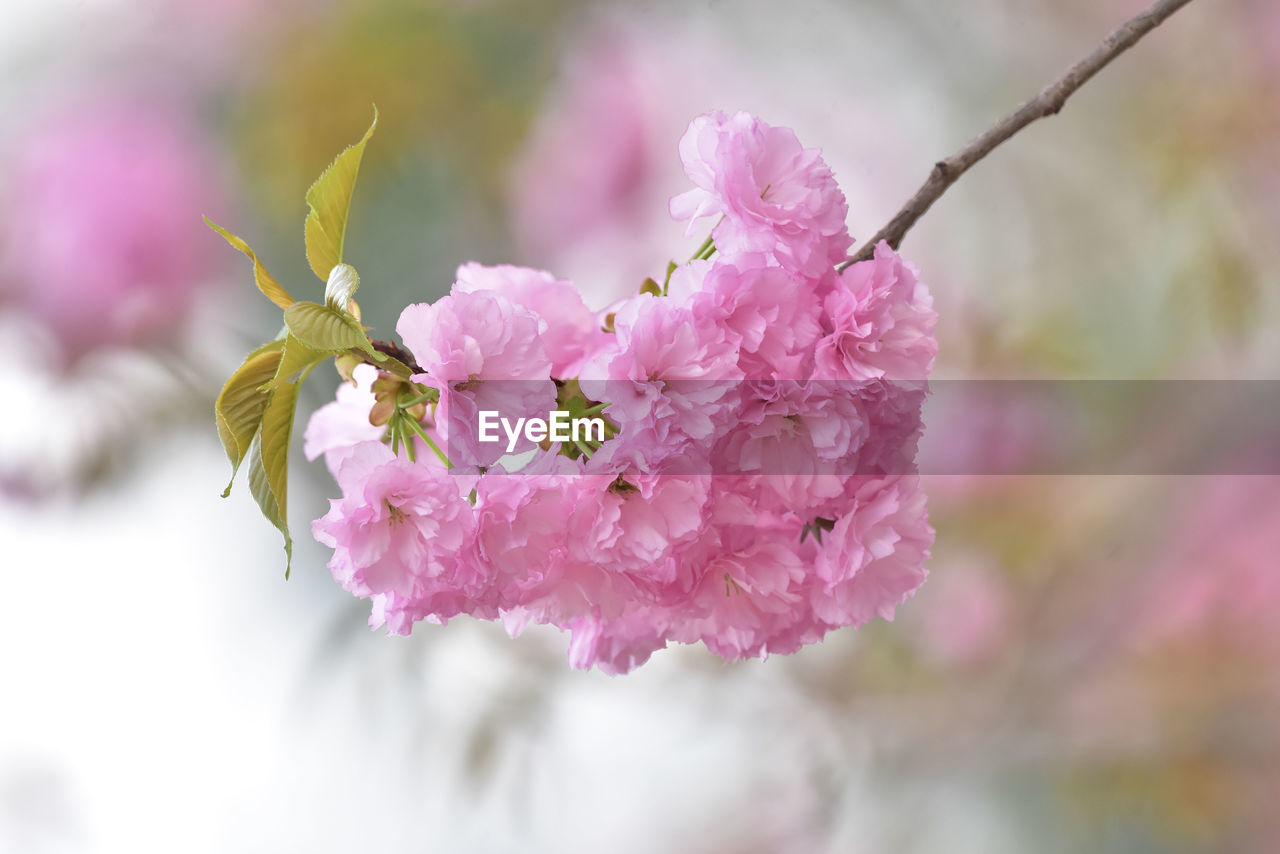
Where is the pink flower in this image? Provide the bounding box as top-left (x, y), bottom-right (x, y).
top-left (679, 257), bottom-right (824, 380)
top-left (849, 380), bottom-right (929, 477)
top-left (0, 96), bottom-right (227, 362)
top-left (564, 474), bottom-right (710, 587)
top-left (304, 363), bottom-right (386, 476)
top-left (580, 294), bottom-right (742, 471)
top-left (471, 470), bottom-right (577, 607)
top-left (586, 293), bottom-right (743, 384)
top-left (669, 111), bottom-right (851, 278)
top-left (397, 289), bottom-right (556, 467)
top-left (497, 474), bottom-right (710, 635)
top-left (486, 472), bottom-right (716, 674)
top-left (809, 475), bottom-right (933, 627)
top-left (312, 441), bottom-right (480, 631)
top-left (814, 242), bottom-right (937, 382)
top-left (710, 379), bottom-right (908, 515)
top-left (565, 610), bottom-right (670, 676)
top-left (301, 111), bottom-right (937, 673)
top-left (453, 263), bottom-right (605, 377)
top-left (397, 288), bottom-right (552, 384)
top-left (684, 525), bottom-right (814, 660)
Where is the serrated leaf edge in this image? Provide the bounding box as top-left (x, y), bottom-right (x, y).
top-left (303, 106), bottom-right (378, 282)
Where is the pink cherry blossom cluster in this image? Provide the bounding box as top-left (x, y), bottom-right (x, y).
top-left (305, 111), bottom-right (938, 673)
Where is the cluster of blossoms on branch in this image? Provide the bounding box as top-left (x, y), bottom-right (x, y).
top-left (210, 2), bottom-right (1201, 673)
top-left (297, 112), bottom-right (938, 673)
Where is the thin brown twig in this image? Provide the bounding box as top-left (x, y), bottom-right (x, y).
top-left (841, 0), bottom-right (1198, 269)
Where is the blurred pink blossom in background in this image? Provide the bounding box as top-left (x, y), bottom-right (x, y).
top-left (510, 27), bottom-right (651, 267)
top-left (906, 554), bottom-right (1013, 666)
top-left (1133, 475), bottom-right (1280, 658)
top-left (0, 95), bottom-right (227, 363)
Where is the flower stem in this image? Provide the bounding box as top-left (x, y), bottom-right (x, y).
top-left (390, 417), bottom-right (402, 457)
top-left (403, 415), bottom-right (453, 469)
top-left (399, 388), bottom-right (439, 408)
top-left (690, 235), bottom-right (716, 261)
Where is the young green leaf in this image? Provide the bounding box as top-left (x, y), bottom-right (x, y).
top-left (267, 334), bottom-right (329, 389)
top-left (248, 376), bottom-right (304, 577)
top-left (324, 263), bottom-right (360, 310)
top-left (204, 217), bottom-right (296, 309)
top-left (215, 342), bottom-right (286, 496)
top-left (304, 107), bottom-right (378, 282)
top-left (283, 300), bottom-right (374, 353)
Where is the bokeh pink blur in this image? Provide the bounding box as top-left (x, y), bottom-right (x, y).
top-left (0, 0), bottom-right (1277, 851)
top-left (1, 95), bottom-right (226, 361)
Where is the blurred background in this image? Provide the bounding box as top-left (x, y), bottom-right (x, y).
top-left (0, 0), bottom-right (1277, 851)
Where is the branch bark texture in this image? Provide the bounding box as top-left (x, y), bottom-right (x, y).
top-left (844, 0), bottom-right (1198, 267)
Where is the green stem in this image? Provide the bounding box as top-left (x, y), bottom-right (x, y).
top-left (403, 416), bottom-right (453, 469)
top-left (399, 388), bottom-right (438, 408)
top-left (689, 234), bottom-right (715, 262)
top-left (401, 417), bottom-right (417, 462)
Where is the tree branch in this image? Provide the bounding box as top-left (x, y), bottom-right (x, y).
top-left (842, 0), bottom-right (1198, 268)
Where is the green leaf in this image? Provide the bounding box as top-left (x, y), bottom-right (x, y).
top-left (284, 300), bottom-right (373, 353)
top-left (215, 342), bottom-right (286, 496)
top-left (248, 377), bottom-right (303, 577)
top-left (266, 334), bottom-right (329, 389)
top-left (304, 107), bottom-right (378, 282)
top-left (204, 217), bottom-right (295, 309)
top-left (247, 335), bottom-right (288, 359)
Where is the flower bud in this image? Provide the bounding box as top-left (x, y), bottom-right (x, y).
top-left (370, 373), bottom-right (402, 397)
top-left (368, 396), bottom-right (395, 427)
